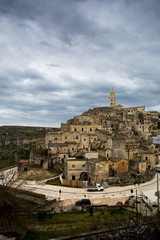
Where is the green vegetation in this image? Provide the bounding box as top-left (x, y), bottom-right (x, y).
top-left (0, 147), bottom-right (18, 169)
top-left (22, 208), bottom-right (133, 239)
top-left (45, 178), bottom-right (81, 188)
top-left (20, 129), bottom-right (44, 140)
top-left (32, 148), bottom-right (48, 157)
top-left (16, 148), bottom-right (30, 159)
top-left (22, 207), bottom-right (158, 240)
top-left (46, 177), bottom-right (62, 186)
top-left (0, 158), bottom-right (17, 169)
top-left (0, 144), bottom-right (30, 169)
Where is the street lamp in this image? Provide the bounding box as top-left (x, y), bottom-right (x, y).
top-left (156, 164), bottom-right (160, 213)
top-left (59, 190), bottom-right (61, 200)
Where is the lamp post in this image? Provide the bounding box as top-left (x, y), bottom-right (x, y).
top-left (59, 190), bottom-right (61, 200)
top-left (156, 164), bottom-right (160, 213)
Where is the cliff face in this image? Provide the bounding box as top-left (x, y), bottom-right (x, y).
top-left (0, 126), bottom-right (59, 139)
top-left (0, 126), bottom-right (59, 169)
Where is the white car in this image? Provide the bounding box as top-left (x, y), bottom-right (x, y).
top-left (96, 183), bottom-right (104, 191)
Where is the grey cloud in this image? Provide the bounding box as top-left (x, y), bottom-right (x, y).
top-left (0, 0), bottom-right (160, 126)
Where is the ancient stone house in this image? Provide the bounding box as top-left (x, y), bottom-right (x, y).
top-left (64, 158), bottom-right (87, 181)
top-left (45, 132), bottom-right (62, 147)
top-left (85, 151), bottom-right (98, 159)
top-left (87, 160), bottom-right (109, 185)
top-left (129, 158), bottom-right (146, 174)
top-left (62, 131), bottom-right (81, 143)
top-left (109, 158), bottom-right (128, 176)
top-left (98, 149), bottom-right (112, 159)
top-left (112, 136), bottom-right (140, 160)
top-left (79, 133), bottom-right (90, 149)
top-left (138, 161), bottom-right (147, 173)
top-left (48, 142), bottom-right (78, 163)
top-left (141, 151), bottom-right (156, 169)
top-left (69, 124), bottom-right (103, 133)
top-left (18, 159), bottom-right (29, 172)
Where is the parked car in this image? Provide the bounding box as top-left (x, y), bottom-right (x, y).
top-left (152, 203), bottom-right (158, 207)
top-left (87, 183), bottom-right (104, 192)
top-left (116, 201), bottom-right (123, 205)
top-left (75, 199), bottom-right (91, 206)
top-left (0, 174), bottom-right (4, 180)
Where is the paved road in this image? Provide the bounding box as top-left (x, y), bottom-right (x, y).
top-left (0, 166), bottom-right (18, 186)
top-left (18, 174), bottom-right (159, 204)
top-left (1, 167), bottom-right (159, 204)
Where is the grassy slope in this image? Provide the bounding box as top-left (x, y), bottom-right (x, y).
top-left (22, 208), bottom-right (153, 240)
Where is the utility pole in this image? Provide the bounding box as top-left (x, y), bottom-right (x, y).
top-left (156, 164), bottom-right (160, 214)
top-left (136, 189), bottom-right (138, 223)
top-left (59, 190), bottom-right (61, 200)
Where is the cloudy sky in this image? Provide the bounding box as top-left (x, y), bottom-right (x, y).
top-left (0, 0), bottom-right (160, 127)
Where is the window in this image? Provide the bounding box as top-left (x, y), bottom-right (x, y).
top-left (94, 138), bottom-right (96, 141)
top-left (74, 128), bottom-right (77, 132)
top-left (65, 136), bottom-right (67, 139)
top-left (54, 137), bottom-right (58, 140)
top-left (72, 164), bottom-right (75, 168)
top-left (82, 164), bottom-right (85, 169)
top-left (72, 148), bottom-right (74, 150)
top-left (145, 157), bottom-right (148, 160)
top-left (84, 138), bottom-right (86, 141)
top-left (122, 162), bottom-right (124, 166)
top-left (76, 135), bottom-right (79, 139)
top-left (82, 128), bottom-right (84, 132)
top-left (99, 167), bottom-right (102, 173)
top-left (72, 175), bottom-right (75, 180)
top-left (90, 128), bottom-right (92, 131)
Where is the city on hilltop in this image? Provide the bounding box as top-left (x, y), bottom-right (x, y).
top-left (15, 89), bottom-right (160, 187)
top-left (0, 89), bottom-right (160, 239)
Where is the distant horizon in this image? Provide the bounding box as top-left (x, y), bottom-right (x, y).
top-left (0, 102), bottom-right (159, 129)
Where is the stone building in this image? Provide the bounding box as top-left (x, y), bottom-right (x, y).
top-left (43, 89), bottom-right (159, 186)
top-left (87, 160), bottom-right (109, 185)
top-left (109, 158), bottom-right (128, 176)
top-left (64, 158), bottom-right (87, 181)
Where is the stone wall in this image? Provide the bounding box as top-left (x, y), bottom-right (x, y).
top-left (63, 179), bottom-right (85, 187)
top-left (0, 185), bottom-right (47, 204)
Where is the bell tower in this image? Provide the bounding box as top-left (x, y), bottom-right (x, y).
top-left (110, 88), bottom-right (116, 107)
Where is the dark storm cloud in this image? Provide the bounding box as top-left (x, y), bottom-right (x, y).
top-left (0, 0), bottom-right (160, 126)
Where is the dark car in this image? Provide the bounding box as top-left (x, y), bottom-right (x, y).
top-left (75, 199), bottom-right (91, 206)
top-left (0, 174), bottom-right (4, 180)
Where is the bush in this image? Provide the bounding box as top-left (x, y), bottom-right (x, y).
top-left (38, 212), bottom-right (47, 220)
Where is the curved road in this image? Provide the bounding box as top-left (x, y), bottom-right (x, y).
top-left (1, 167), bottom-right (159, 204)
top-left (18, 174), bottom-right (159, 204)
